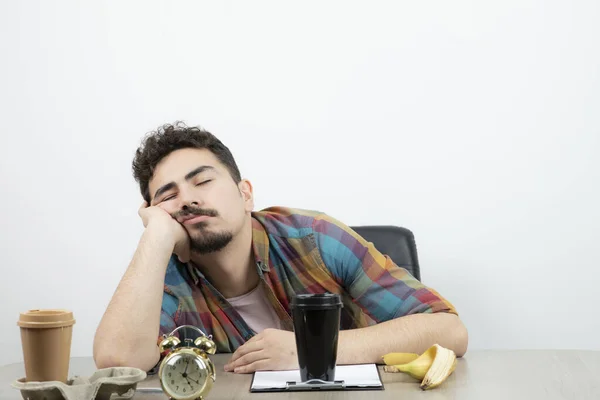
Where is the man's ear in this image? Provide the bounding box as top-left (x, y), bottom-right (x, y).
top-left (239, 179), bottom-right (254, 212)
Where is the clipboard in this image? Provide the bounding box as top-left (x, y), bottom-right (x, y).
top-left (250, 364), bottom-right (384, 392)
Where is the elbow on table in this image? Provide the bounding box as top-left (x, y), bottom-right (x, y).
top-left (451, 315), bottom-right (469, 358)
top-left (93, 347), bottom-right (159, 372)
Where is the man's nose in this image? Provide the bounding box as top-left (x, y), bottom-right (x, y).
top-left (182, 201), bottom-right (199, 211)
top-left (179, 186), bottom-right (202, 210)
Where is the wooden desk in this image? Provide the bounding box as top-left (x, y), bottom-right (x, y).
top-left (2, 350), bottom-right (599, 399)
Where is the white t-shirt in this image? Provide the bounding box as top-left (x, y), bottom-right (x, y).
top-left (226, 283), bottom-right (282, 333)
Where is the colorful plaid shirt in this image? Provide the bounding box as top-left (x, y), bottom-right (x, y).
top-left (155, 207), bottom-right (457, 364)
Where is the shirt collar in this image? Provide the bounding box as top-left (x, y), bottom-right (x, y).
top-left (251, 216), bottom-right (270, 272)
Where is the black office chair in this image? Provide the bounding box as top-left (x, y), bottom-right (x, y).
top-left (350, 225), bottom-right (421, 281)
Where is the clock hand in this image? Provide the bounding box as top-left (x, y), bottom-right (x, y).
top-left (179, 371), bottom-right (196, 388)
top-left (187, 376), bottom-right (201, 385)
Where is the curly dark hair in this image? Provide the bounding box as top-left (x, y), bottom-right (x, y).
top-left (132, 122), bottom-right (242, 203)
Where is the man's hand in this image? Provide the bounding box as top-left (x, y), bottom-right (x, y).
top-left (223, 329), bottom-right (298, 374)
top-left (138, 202), bottom-right (191, 263)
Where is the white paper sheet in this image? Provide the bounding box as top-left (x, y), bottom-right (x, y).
top-left (251, 364), bottom-right (382, 390)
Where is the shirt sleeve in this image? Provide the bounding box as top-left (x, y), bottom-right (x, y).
top-left (159, 290), bottom-right (179, 336)
top-left (312, 212), bottom-right (458, 323)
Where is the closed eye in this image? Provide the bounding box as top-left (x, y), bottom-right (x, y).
top-left (162, 194), bottom-right (176, 201)
top-left (196, 180), bottom-right (212, 186)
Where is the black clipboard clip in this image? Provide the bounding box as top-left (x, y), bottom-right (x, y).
top-left (285, 379), bottom-right (346, 390)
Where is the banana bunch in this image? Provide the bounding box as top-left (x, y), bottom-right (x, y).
top-left (381, 344), bottom-right (457, 390)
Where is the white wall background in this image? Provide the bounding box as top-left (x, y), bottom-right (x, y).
top-left (1, 1), bottom-right (599, 366)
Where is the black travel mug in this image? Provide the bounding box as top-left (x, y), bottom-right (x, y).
top-left (290, 293), bottom-right (343, 382)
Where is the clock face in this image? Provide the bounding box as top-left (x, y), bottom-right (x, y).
top-left (161, 352), bottom-right (209, 399)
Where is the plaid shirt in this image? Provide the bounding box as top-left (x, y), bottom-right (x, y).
top-left (156, 207), bottom-right (457, 361)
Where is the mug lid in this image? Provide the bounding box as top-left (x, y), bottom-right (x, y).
top-left (17, 309), bottom-right (76, 328)
top-left (290, 293), bottom-right (342, 308)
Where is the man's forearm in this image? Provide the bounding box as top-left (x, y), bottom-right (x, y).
top-left (337, 313), bottom-right (468, 365)
top-left (93, 226), bottom-right (174, 371)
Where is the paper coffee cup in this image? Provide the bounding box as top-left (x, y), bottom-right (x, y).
top-left (17, 309), bottom-right (75, 383)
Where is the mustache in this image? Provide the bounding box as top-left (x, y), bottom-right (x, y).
top-left (173, 207), bottom-right (219, 219)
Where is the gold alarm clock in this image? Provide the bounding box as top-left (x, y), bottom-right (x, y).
top-left (158, 325), bottom-right (217, 400)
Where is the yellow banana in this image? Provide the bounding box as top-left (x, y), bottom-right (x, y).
top-left (381, 352), bottom-right (419, 366)
top-left (382, 344), bottom-right (457, 390)
top-left (420, 345), bottom-right (457, 390)
top-left (384, 346), bottom-right (436, 380)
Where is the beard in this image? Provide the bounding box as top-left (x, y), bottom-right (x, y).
top-left (173, 206), bottom-right (234, 255)
top-left (187, 222), bottom-right (234, 254)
